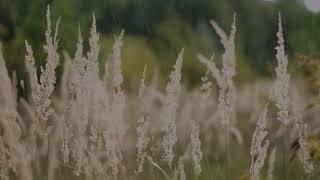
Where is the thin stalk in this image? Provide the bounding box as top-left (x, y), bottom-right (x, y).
top-left (224, 124), bottom-right (229, 180)
top-left (282, 125), bottom-right (287, 180)
top-left (34, 126), bottom-right (39, 180)
top-left (62, 115), bottom-right (67, 180)
top-left (62, 161), bottom-right (67, 180)
top-left (146, 156), bottom-right (170, 179)
top-left (47, 133), bottom-right (52, 180)
top-left (35, 139), bottom-right (38, 180)
top-left (47, 134), bottom-right (49, 180)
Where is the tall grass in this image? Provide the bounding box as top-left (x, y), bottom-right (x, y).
top-left (0, 6), bottom-right (317, 180)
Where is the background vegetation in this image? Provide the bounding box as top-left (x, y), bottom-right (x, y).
top-left (1, 0), bottom-right (320, 90)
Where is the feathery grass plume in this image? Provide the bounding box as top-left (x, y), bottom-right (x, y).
top-left (199, 16), bottom-right (243, 146)
top-left (250, 106), bottom-right (269, 180)
top-left (161, 49), bottom-right (184, 167)
top-left (0, 43), bottom-right (33, 180)
top-left (67, 23), bottom-right (104, 177)
top-left (202, 15), bottom-right (237, 178)
top-left (0, 43), bottom-right (18, 180)
top-left (86, 14), bottom-right (102, 101)
top-left (271, 13), bottom-right (290, 125)
top-left (24, 42), bottom-right (41, 130)
top-left (0, 136), bottom-right (11, 180)
top-left (64, 27), bottom-right (91, 176)
top-left (103, 30), bottom-right (126, 176)
top-left (290, 88), bottom-right (314, 173)
top-left (0, 123), bottom-right (33, 180)
top-left (198, 54), bottom-right (221, 87)
top-left (85, 15), bottom-right (109, 178)
top-left (61, 30), bottom-right (83, 164)
top-left (70, 29), bottom-right (86, 175)
top-left (190, 119), bottom-right (202, 175)
top-left (209, 14), bottom-right (236, 128)
top-left (110, 30), bottom-right (126, 139)
top-left (25, 6), bottom-right (60, 133)
top-left (0, 44), bottom-right (14, 104)
top-left (297, 123), bottom-right (314, 174)
top-left (189, 75), bottom-right (206, 176)
top-left (136, 65), bottom-right (151, 173)
top-left (87, 14), bottom-right (99, 64)
top-left (270, 15), bottom-right (291, 179)
top-left (71, 27), bottom-right (87, 130)
top-left (39, 5), bottom-right (60, 122)
top-left (86, 14), bottom-right (102, 112)
top-left (267, 147), bottom-right (276, 180)
top-left (24, 7), bottom-right (60, 179)
top-left (60, 52), bottom-right (72, 164)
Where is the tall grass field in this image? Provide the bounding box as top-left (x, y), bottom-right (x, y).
top-left (0, 6), bottom-right (319, 180)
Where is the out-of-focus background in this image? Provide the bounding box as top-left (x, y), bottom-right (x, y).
top-left (0, 0), bottom-right (319, 90)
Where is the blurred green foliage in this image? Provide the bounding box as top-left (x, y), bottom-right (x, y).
top-left (0, 0), bottom-right (320, 89)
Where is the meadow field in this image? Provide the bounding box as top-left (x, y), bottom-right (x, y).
top-left (1, 3), bottom-right (320, 180)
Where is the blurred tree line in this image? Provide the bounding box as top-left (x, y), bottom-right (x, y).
top-left (0, 0), bottom-right (319, 90)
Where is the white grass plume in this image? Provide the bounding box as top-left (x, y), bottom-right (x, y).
top-left (103, 31), bottom-right (126, 176)
top-left (161, 49), bottom-right (184, 167)
top-left (190, 119), bottom-right (202, 175)
top-left (0, 43), bottom-right (33, 180)
top-left (25, 6), bottom-right (60, 134)
top-left (271, 13), bottom-right (290, 125)
top-left (135, 66), bottom-right (151, 173)
top-left (210, 14), bottom-right (237, 128)
top-left (297, 123), bottom-right (314, 174)
top-left (250, 106), bottom-right (269, 180)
